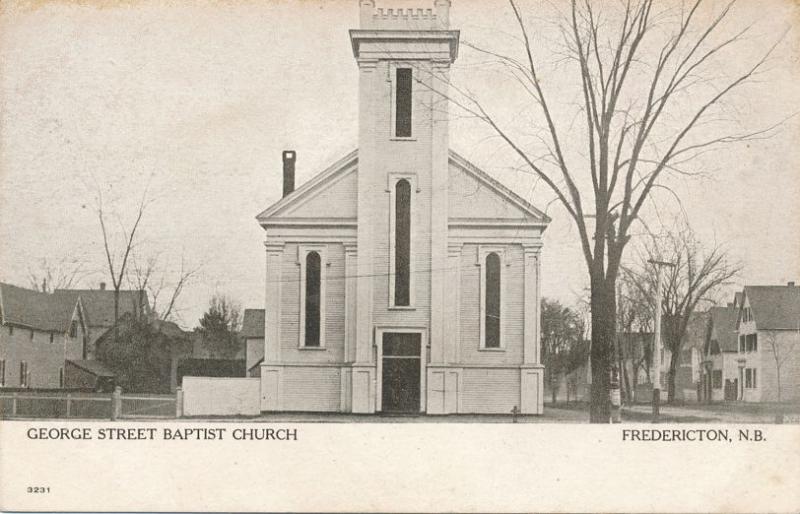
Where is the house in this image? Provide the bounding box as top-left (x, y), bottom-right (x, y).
top-left (54, 284), bottom-right (150, 360)
top-left (241, 309), bottom-right (265, 377)
top-left (702, 303), bottom-right (740, 402)
top-left (734, 283), bottom-right (800, 402)
top-left (255, 0), bottom-right (550, 415)
top-left (0, 283), bottom-right (87, 388)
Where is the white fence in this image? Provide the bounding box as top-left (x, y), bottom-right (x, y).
top-left (182, 377), bottom-right (260, 416)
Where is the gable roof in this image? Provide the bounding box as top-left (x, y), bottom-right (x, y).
top-left (708, 306), bottom-right (738, 353)
top-left (54, 289), bottom-right (149, 329)
top-left (256, 149), bottom-right (358, 222)
top-left (256, 148), bottom-right (550, 224)
top-left (448, 150), bottom-right (550, 223)
top-left (241, 309), bottom-right (265, 339)
top-left (743, 285), bottom-right (800, 330)
top-left (0, 282), bottom-right (81, 333)
top-left (66, 359), bottom-right (115, 378)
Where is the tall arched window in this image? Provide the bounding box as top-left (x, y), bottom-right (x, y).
top-left (485, 252), bottom-right (501, 348)
top-left (305, 251), bottom-right (321, 347)
top-left (394, 179), bottom-right (411, 306)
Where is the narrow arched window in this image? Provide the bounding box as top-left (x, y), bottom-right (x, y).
top-left (305, 251), bottom-right (321, 347)
top-left (395, 179), bottom-right (411, 306)
top-left (485, 252), bottom-right (501, 348)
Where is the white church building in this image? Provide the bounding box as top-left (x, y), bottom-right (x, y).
top-left (256, 0), bottom-right (550, 415)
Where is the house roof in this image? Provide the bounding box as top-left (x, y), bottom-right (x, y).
top-left (0, 283), bottom-right (80, 332)
top-left (743, 285), bottom-right (800, 330)
top-left (256, 148), bottom-right (551, 224)
top-left (66, 359), bottom-right (115, 377)
top-left (54, 288), bottom-right (149, 329)
top-left (709, 306), bottom-right (738, 353)
top-left (241, 309), bottom-right (265, 339)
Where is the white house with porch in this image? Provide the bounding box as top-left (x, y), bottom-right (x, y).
top-left (256, 0), bottom-right (550, 415)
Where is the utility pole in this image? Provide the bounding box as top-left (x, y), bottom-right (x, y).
top-left (649, 259), bottom-right (674, 422)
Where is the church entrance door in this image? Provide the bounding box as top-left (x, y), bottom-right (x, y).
top-left (380, 332), bottom-right (421, 413)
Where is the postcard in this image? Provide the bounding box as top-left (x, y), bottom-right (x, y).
top-left (1, 0), bottom-right (799, 512)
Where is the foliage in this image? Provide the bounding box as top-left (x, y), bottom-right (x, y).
top-left (197, 294), bottom-right (242, 359)
top-left (95, 315), bottom-right (189, 393)
top-left (541, 298), bottom-right (587, 376)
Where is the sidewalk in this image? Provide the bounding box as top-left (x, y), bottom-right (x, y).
top-left (621, 403), bottom-right (795, 423)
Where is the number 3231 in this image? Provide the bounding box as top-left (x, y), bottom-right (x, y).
top-left (27, 487), bottom-right (50, 493)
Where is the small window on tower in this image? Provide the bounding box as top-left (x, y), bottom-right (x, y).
top-left (395, 68), bottom-right (413, 137)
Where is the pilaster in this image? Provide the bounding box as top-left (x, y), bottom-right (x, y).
top-left (344, 243), bottom-right (358, 363)
top-left (444, 243), bottom-right (462, 363)
top-left (264, 242), bottom-right (284, 364)
top-left (523, 244), bottom-right (542, 365)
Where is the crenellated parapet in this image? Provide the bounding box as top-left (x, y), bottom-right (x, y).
top-left (359, 0), bottom-right (450, 30)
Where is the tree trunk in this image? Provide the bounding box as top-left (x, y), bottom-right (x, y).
top-left (667, 351), bottom-right (679, 403)
top-left (113, 290), bottom-right (120, 345)
top-left (589, 278), bottom-right (616, 422)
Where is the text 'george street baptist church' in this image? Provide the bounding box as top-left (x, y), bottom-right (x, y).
top-left (255, 0), bottom-right (550, 415)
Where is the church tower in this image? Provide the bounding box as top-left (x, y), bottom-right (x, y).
top-left (348, 1), bottom-right (460, 412)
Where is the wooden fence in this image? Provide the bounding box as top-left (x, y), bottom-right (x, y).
top-left (0, 387), bottom-right (180, 420)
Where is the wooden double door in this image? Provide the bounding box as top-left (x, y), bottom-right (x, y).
top-left (380, 332), bottom-right (422, 414)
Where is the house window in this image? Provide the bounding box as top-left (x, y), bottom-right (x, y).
top-left (394, 179), bottom-right (411, 306)
top-left (750, 334), bottom-right (757, 352)
top-left (69, 320), bottom-right (77, 338)
top-left (30, 330), bottom-right (34, 341)
top-left (484, 252), bottom-right (502, 348)
top-left (49, 333), bottom-right (54, 344)
top-left (395, 68), bottom-right (412, 137)
top-left (19, 361), bottom-right (28, 388)
top-left (745, 368), bottom-right (757, 389)
top-left (712, 370), bottom-right (722, 389)
top-left (739, 335), bottom-right (745, 353)
top-left (304, 251), bottom-right (322, 347)
top-left (59, 367), bottom-right (64, 388)
top-left (0, 359), bottom-right (5, 387)
top-left (8, 326), bottom-right (12, 336)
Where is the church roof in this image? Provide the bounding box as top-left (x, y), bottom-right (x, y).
top-left (256, 148), bottom-right (550, 225)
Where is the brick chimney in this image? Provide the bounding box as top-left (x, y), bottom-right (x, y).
top-left (789, 281), bottom-right (796, 287)
top-left (99, 282), bottom-right (106, 290)
top-left (282, 150), bottom-right (296, 198)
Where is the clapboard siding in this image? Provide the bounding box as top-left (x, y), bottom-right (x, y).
top-left (758, 331), bottom-right (800, 402)
top-left (459, 244), bottom-right (525, 366)
top-left (461, 368), bottom-right (520, 414)
top-left (279, 243), bottom-right (346, 363)
top-left (282, 367), bottom-right (342, 412)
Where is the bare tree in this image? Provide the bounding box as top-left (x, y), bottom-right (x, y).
top-left (422, 0), bottom-right (781, 421)
top-left (96, 188), bottom-right (149, 341)
top-left (128, 252), bottom-right (201, 323)
top-left (624, 225), bottom-right (739, 402)
top-left (27, 256), bottom-right (89, 293)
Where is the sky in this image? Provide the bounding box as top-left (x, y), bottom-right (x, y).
top-left (1, 0), bottom-right (799, 328)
